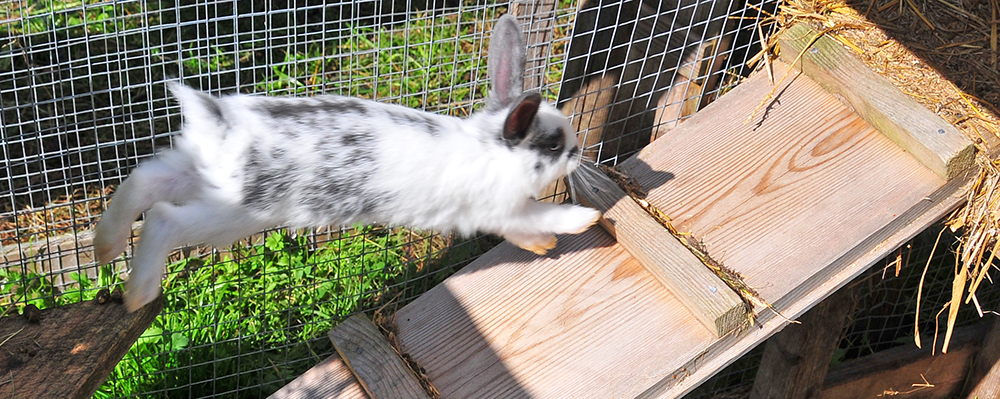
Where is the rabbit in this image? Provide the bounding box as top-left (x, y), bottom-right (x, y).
top-left (93, 14), bottom-right (601, 312)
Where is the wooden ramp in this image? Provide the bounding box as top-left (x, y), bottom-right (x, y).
top-left (278, 25), bottom-right (973, 398)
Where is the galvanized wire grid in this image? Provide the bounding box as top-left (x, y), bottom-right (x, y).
top-left (562, 0), bottom-right (775, 165)
top-left (1, 0), bottom-right (988, 397)
top-left (0, 0), bottom-right (564, 396)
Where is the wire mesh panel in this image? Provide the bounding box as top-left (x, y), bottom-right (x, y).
top-left (2, 0), bottom-right (982, 397)
top-left (1, 0), bottom-right (574, 396)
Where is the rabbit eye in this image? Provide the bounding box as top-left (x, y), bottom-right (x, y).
top-left (548, 143), bottom-right (563, 152)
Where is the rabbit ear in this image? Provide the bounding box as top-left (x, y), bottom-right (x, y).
top-left (168, 82), bottom-right (228, 129)
top-left (487, 14), bottom-right (527, 108)
top-left (503, 93), bottom-right (542, 143)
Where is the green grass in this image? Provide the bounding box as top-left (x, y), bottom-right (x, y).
top-left (1, 226), bottom-right (475, 397)
top-left (97, 227), bottom-right (421, 397)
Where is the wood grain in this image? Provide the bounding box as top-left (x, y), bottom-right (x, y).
top-left (621, 59), bottom-right (946, 306)
top-left (570, 163), bottom-right (747, 337)
top-left (0, 297), bottom-right (161, 399)
top-left (268, 354), bottom-right (369, 399)
top-left (329, 314), bottom-right (429, 399)
top-left (396, 229), bottom-right (717, 399)
top-left (777, 23), bottom-right (975, 180)
top-left (386, 59), bottom-right (964, 399)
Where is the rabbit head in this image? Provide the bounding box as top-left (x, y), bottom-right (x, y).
top-left (482, 14), bottom-right (581, 196)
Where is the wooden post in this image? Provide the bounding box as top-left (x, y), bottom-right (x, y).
top-left (749, 285), bottom-right (856, 399)
top-left (652, 34), bottom-right (733, 141)
top-left (510, 0), bottom-right (557, 92)
top-left (329, 314), bottom-right (430, 399)
top-left (569, 163), bottom-right (748, 337)
top-left (964, 317), bottom-right (1000, 398)
top-left (777, 23), bottom-right (975, 180)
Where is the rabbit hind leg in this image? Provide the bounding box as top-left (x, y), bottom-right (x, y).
top-left (124, 201), bottom-right (267, 311)
top-left (94, 158), bottom-right (200, 265)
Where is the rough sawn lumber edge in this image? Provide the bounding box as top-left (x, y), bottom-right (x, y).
top-left (329, 314), bottom-right (429, 399)
top-left (570, 163), bottom-right (747, 337)
top-left (777, 23), bottom-right (975, 180)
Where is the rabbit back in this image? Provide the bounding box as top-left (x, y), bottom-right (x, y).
top-left (170, 85), bottom-right (540, 235)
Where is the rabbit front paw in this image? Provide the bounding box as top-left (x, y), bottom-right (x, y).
top-left (554, 205), bottom-right (601, 235)
top-left (505, 232), bottom-right (558, 255)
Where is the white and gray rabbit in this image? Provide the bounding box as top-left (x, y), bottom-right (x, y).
top-left (93, 14), bottom-right (601, 311)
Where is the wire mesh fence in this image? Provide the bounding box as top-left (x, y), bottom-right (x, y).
top-left (0, 0), bottom-right (991, 397)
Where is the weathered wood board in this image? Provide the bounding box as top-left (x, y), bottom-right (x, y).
top-left (395, 230), bottom-right (714, 398)
top-left (268, 354), bottom-right (369, 399)
top-left (384, 58), bottom-right (967, 398)
top-left (619, 59), bottom-right (945, 307)
top-left (570, 163), bottom-right (747, 337)
top-left (329, 314), bottom-right (429, 399)
top-left (777, 23), bottom-right (974, 180)
top-left (0, 297), bottom-right (161, 399)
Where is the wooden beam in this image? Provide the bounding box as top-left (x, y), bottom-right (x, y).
top-left (750, 285), bottom-right (856, 399)
top-left (329, 314), bottom-right (429, 399)
top-left (569, 163), bottom-right (747, 337)
top-left (268, 354), bottom-right (369, 399)
top-left (963, 317), bottom-right (1000, 398)
top-left (820, 321), bottom-right (988, 399)
top-left (777, 23), bottom-right (975, 180)
top-left (0, 296), bottom-right (161, 399)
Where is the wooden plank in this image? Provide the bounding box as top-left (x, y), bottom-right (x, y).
top-left (963, 317), bottom-right (1000, 398)
top-left (268, 354), bottom-right (369, 399)
top-left (396, 228), bottom-right (717, 399)
top-left (569, 163), bottom-right (747, 337)
top-left (644, 172), bottom-right (971, 398)
top-left (620, 59), bottom-right (946, 309)
top-left (777, 23), bottom-right (975, 180)
top-left (0, 296), bottom-right (161, 399)
top-left (750, 285), bottom-right (856, 399)
top-left (390, 60), bottom-right (968, 398)
top-left (329, 314), bottom-right (429, 399)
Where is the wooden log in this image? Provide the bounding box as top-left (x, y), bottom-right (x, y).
top-left (777, 23), bottom-right (975, 180)
top-left (268, 354), bottom-right (369, 399)
top-left (0, 296), bottom-right (161, 399)
top-left (329, 314), bottom-right (429, 399)
top-left (569, 163), bottom-right (747, 337)
top-left (963, 317), bottom-right (1000, 398)
top-left (749, 285), bottom-right (856, 399)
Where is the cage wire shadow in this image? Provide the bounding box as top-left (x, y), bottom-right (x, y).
top-left (0, 0), bottom-right (986, 397)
